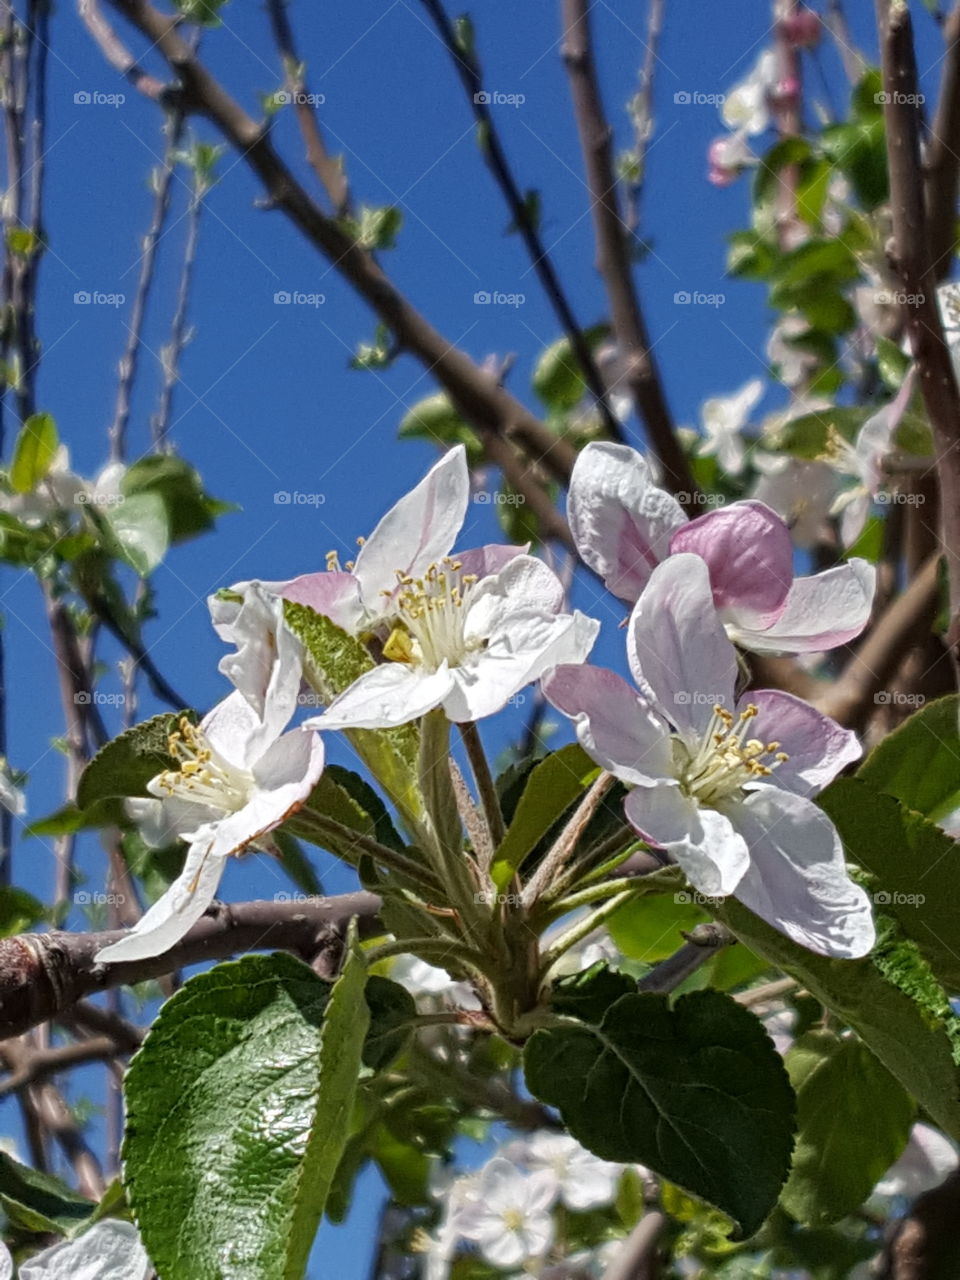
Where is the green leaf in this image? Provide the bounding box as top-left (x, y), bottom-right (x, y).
top-left (362, 975), bottom-right (416, 1070)
top-left (10, 413), bottom-right (58, 494)
top-left (822, 117), bottom-right (888, 210)
top-left (525, 978), bottom-right (796, 1238)
top-left (175, 0), bottom-right (228, 25)
top-left (712, 897), bottom-right (960, 1139)
top-left (123, 950), bottom-right (368, 1280)
top-left (121, 454), bottom-right (231, 544)
top-left (819, 777), bottom-right (960, 990)
top-left (77, 711), bottom-right (197, 811)
top-left (876, 335), bottom-right (911, 391)
top-left (283, 603), bottom-right (422, 825)
top-left (780, 1031), bottom-right (914, 1226)
top-left (0, 1151), bottom-right (94, 1235)
top-left (286, 764), bottom-right (405, 862)
top-left (608, 890), bottom-right (710, 963)
top-left (0, 886), bottom-right (46, 936)
top-left (103, 491), bottom-right (169, 576)
top-left (398, 394), bottom-right (483, 464)
top-left (531, 326), bottom-right (608, 413)
top-left (346, 205), bottom-right (403, 250)
top-left (25, 796), bottom-right (125, 837)
top-left (857, 694), bottom-right (960, 824)
top-left (5, 227), bottom-right (39, 257)
top-left (778, 406), bottom-right (868, 459)
top-left (490, 743), bottom-right (600, 889)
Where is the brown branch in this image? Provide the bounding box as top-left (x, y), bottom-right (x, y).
top-left (924, 1), bottom-right (960, 282)
top-left (636, 922), bottom-right (735, 994)
top-left (264, 0), bottom-right (350, 215)
top-left (601, 1210), bottom-right (667, 1280)
top-left (559, 0), bottom-right (698, 506)
top-left (76, 0), bottom-right (166, 100)
top-left (0, 1035), bottom-right (121, 1098)
top-left (879, 1168), bottom-right (960, 1279)
top-left (97, 0), bottom-right (580, 499)
top-left (877, 0), bottom-right (960, 668)
top-left (0, 891), bottom-right (382, 1041)
top-left (418, 0), bottom-right (625, 442)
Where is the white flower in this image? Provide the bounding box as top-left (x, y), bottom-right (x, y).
top-left (751, 456), bottom-right (841, 549)
top-left (454, 1157), bottom-right (557, 1269)
top-left (392, 956), bottom-right (480, 1011)
top-left (96, 690), bottom-right (324, 963)
top-left (697, 378), bottom-right (764, 474)
top-left (875, 1123), bottom-right (959, 1199)
top-left (0, 758), bottom-right (25, 817)
top-left (721, 50), bottom-right (778, 136)
top-left (17, 1220), bottom-right (150, 1280)
top-left (0, 445), bottom-right (84, 526)
top-left (767, 314), bottom-right (818, 388)
top-left (522, 1132), bottom-right (624, 1211)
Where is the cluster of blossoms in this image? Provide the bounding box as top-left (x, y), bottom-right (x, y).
top-left (98, 439), bottom-right (878, 964)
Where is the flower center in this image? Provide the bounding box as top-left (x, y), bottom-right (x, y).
top-left (153, 717), bottom-right (254, 814)
top-left (678, 704), bottom-right (788, 806)
top-left (380, 559), bottom-right (479, 671)
top-left (502, 1208), bottom-right (526, 1232)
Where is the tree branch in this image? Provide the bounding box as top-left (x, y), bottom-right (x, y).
top-left (601, 1210), bottom-right (667, 1280)
top-left (0, 891), bottom-right (382, 1041)
top-left (924, 1), bottom-right (960, 282)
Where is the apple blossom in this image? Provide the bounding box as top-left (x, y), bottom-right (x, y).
top-left (519, 1132), bottom-right (624, 1211)
top-left (751, 456), bottom-right (841, 549)
top-left (875, 1123), bottom-right (959, 1199)
top-left (568, 441), bottom-right (876, 654)
top-left (453, 1157), bottom-right (557, 1268)
top-left (0, 758), bottom-right (25, 817)
top-left (707, 133), bottom-right (755, 186)
top-left (96, 690), bottom-right (324, 963)
top-left (721, 50), bottom-right (778, 136)
top-left (544, 555), bottom-right (875, 958)
top-left (17, 1221), bottom-right (150, 1280)
top-left (696, 377), bottom-right (764, 474)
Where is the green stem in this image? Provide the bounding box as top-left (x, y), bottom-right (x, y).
top-left (539, 888), bottom-right (639, 974)
top-left (364, 936), bottom-right (493, 975)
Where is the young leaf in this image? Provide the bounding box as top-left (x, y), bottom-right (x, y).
top-left (103, 491), bottom-right (169, 576)
top-left (10, 413), bottom-right (58, 494)
top-left (121, 455), bottom-right (232, 543)
top-left (525, 978), bottom-right (796, 1238)
top-left (0, 1152), bottom-right (94, 1236)
top-left (857, 694), bottom-right (960, 824)
top-left (123, 950), bottom-right (368, 1280)
top-left (780, 1031), bottom-right (914, 1226)
top-left (76, 711), bottom-right (197, 810)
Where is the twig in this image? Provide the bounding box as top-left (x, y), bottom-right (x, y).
top-left (559, 0), bottom-right (697, 504)
top-left (0, 1035), bottom-right (121, 1098)
top-left (877, 0), bottom-right (960, 669)
top-left (636, 922), bottom-right (734, 993)
top-left (522, 771), bottom-right (614, 906)
top-left (76, 0), bottom-right (166, 100)
top-left (0, 890), bottom-right (382, 1040)
top-left (924, 1), bottom-right (960, 282)
top-left (459, 721), bottom-right (505, 852)
top-left (622, 0), bottom-right (664, 234)
top-left (601, 1211), bottom-right (667, 1280)
top-left (419, 0), bottom-right (624, 442)
top-left (735, 976), bottom-right (799, 1007)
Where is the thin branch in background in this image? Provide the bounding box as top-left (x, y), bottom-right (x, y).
top-left (419, 0), bottom-right (625, 443)
top-left (559, 0), bottom-right (698, 506)
top-left (601, 1209), bottom-right (667, 1280)
top-left (636, 922), bottom-right (735, 993)
top-left (76, 0), bottom-right (165, 101)
top-left (622, 0), bottom-right (663, 235)
top-left (876, 0), bottom-right (960, 672)
top-left (265, 0), bottom-right (350, 216)
top-left (924, 1), bottom-right (960, 283)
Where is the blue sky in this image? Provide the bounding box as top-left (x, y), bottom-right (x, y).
top-left (0, 0), bottom-right (951, 1273)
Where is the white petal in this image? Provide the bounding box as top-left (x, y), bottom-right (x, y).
top-left (200, 690), bottom-right (267, 772)
top-left (444, 609), bottom-right (598, 722)
top-left (308, 662), bottom-right (456, 730)
top-left (94, 838), bottom-right (224, 963)
top-left (542, 664), bottom-right (673, 786)
top-left (627, 555), bottom-right (737, 741)
top-left (215, 583), bottom-right (302, 748)
top-left (19, 1221), bottom-right (150, 1280)
top-left (625, 787), bottom-right (750, 897)
top-left (728, 560), bottom-right (876, 654)
top-left (726, 785), bottom-right (876, 958)
top-left (568, 442), bottom-right (686, 602)
top-left (353, 445), bottom-right (469, 605)
top-left (477, 552), bottom-right (566, 613)
top-left (876, 1123), bottom-right (959, 1198)
top-left (0, 1242), bottom-right (11, 1280)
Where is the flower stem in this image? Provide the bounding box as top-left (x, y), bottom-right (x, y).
top-left (521, 771), bottom-right (615, 907)
top-left (459, 720), bottom-right (505, 852)
top-left (538, 887), bottom-right (639, 975)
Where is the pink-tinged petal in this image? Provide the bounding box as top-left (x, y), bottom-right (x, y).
top-left (455, 543), bottom-right (525, 580)
top-left (627, 554), bottom-right (737, 741)
top-left (728, 559), bottom-right (876, 654)
top-left (670, 500), bottom-right (793, 629)
top-left (281, 571), bottom-right (365, 634)
top-left (725, 785), bottom-right (876, 958)
top-left (445, 610), bottom-right (599, 722)
top-left (746, 690), bottom-right (861, 795)
top-left (541, 664), bottom-right (673, 785)
top-left (208, 577), bottom-right (293, 642)
top-left (307, 662), bottom-right (456, 731)
top-left (94, 839), bottom-right (224, 964)
top-left (353, 445), bottom-right (469, 603)
top-left (213, 731), bottom-right (325, 857)
top-left (568, 442), bottom-right (686, 602)
top-left (624, 787), bottom-right (750, 897)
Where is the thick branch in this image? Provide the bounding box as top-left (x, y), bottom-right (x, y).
top-left (877, 0), bottom-right (960, 664)
top-left (560, 0), bottom-right (697, 505)
top-left (602, 1211), bottom-right (667, 1280)
top-left (0, 892), bottom-right (382, 1041)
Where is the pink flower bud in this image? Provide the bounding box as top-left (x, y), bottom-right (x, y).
top-left (781, 8), bottom-right (821, 49)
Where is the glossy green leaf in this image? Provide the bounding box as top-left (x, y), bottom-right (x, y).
top-left (10, 413), bottom-right (58, 494)
top-left (0, 1152), bottom-right (94, 1235)
top-left (490, 743), bottom-right (600, 889)
top-left (121, 454), bottom-right (232, 544)
top-left (781, 1031), bottom-right (914, 1226)
top-left (857, 694), bottom-right (960, 825)
top-left (104, 491), bottom-right (169, 576)
top-left (525, 975), bottom-right (796, 1238)
top-left (123, 950), bottom-right (368, 1280)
